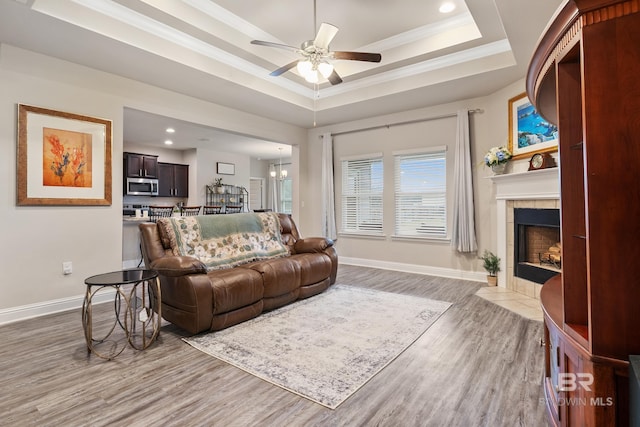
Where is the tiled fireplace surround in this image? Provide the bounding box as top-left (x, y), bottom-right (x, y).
top-left (489, 168), bottom-right (560, 300)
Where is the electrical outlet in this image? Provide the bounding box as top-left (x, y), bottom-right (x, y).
top-left (62, 261), bottom-right (72, 275)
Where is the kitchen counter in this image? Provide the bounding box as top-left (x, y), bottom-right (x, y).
top-left (122, 218), bottom-right (148, 268)
top-left (123, 216), bottom-right (152, 223)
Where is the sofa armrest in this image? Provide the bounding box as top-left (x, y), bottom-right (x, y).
top-left (150, 256), bottom-right (207, 277)
top-left (294, 237), bottom-right (334, 254)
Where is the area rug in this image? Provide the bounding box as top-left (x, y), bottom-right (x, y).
top-left (183, 284), bottom-right (452, 409)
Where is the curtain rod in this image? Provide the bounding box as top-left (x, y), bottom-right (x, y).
top-left (326, 109), bottom-right (483, 138)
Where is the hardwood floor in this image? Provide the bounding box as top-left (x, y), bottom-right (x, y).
top-left (0, 265), bottom-right (546, 426)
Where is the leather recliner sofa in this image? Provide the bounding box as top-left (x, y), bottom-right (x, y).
top-left (139, 213), bottom-right (337, 334)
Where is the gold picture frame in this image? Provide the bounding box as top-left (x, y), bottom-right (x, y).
top-left (17, 104), bottom-right (112, 206)
top-left (508, 92), bottom-right (558, 160)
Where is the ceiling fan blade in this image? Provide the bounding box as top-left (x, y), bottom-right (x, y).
top-left (327, 69), bottom-right (343, 85)
top-left (251, 40), bottom-right (300, 53)
top-left (314, 23), bottom-right (339, 50)
top-left (333, 51), bottom-right (382, 63)
top-left (269, 60), bottom-right (299, 77)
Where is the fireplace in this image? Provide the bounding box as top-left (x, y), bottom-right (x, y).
top-left (489, 167), bottom-right (560, 298)
top-left (514, 208), bottom-right (561, 284)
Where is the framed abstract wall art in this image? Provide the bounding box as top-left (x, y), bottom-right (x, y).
top-left (508, 93), bottom-right (558, 160)
top-left (17, 104), bottom-right (112, 206)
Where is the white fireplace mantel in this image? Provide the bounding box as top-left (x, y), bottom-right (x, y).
top-left (489, 168), bottom-right (560, 200)
top-left (488, 168), bottom-right (560, 293)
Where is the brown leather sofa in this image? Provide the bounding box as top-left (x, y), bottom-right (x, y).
top-left (139, 213), bottom-right (337, 334)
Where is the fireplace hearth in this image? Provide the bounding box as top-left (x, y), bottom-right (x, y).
top-left (514, 208), bottom-right (561, 284)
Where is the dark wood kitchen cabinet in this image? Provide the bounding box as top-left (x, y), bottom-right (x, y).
top-left (528, 1), bottom-right (640, 425)
top-left (158, 162), bottom-right (189, 197)
top-left (124, 152), bottom-right (158, 178)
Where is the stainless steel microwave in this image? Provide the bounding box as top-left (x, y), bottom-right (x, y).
top-left (126, 177), bottom-right (158, 196)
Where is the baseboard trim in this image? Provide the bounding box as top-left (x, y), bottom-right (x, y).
top-left (0, 289), bottom-right (116, 326)
top-left (1, 259), bottom-right (483, 326)
top-left (339, 257), bottom-right (486, 283)
top-left (1, 259), bottom-right (144, 326)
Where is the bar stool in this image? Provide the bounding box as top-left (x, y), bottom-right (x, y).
top-left (225, 205), bottom-right (243, 214)
top-left (148, 206), bottom-right (173, 222)
top-left (203, 205), bottom-right (222, 215)
top-left (181, 206), bottom-right (201, 216)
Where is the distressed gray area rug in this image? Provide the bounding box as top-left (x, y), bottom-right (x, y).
top-left (183, 284), bottom-right (452, 409)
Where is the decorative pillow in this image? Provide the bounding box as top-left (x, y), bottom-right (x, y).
top-left (157, 219), bottom-right (174, 249)
top-left (157, 212), bottom-right (289, 271)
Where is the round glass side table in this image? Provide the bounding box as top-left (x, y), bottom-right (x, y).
top-left (82, 269), bottom-right (161, 360)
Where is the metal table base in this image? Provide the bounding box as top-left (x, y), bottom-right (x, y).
top-left (82, 269), bottom-right (161, 360)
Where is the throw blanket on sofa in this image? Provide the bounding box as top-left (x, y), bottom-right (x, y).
top-left (157, 212), bottom-right (289, 270)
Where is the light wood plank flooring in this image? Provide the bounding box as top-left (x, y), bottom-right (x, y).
top-left (0, 265), bottom-right (545, 426)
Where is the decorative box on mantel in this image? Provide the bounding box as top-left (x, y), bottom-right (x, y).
top-left (487, 168), bottom-right (559, 298)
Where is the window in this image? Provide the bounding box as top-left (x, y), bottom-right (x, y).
top-left (394, 148), bottom-right (447, 238)
top-left (341, 155), bottom-right (383, 234)
top-left (280, 177), bottom-right (292, 214)
top-left (249, 178), bottom-right (264, 210)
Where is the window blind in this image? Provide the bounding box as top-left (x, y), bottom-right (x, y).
top-left (341, 156), bottom-right (383, 234)
top-left (394, 150), bottom-right (447, 237)
top-left (280, 178), bottom-right (292, 214)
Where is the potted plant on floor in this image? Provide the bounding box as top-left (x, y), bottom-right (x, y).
top-left (480, 250), bottom-right (500, 286)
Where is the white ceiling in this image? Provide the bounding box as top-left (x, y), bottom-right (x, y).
top-left (123, 107), bottom-right (292, 159)
top-left (0, 0), bottom-right (563, 159)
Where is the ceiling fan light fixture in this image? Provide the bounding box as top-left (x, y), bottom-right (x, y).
top-left (304, 69), bottom-right (319, 83)
top-left (252, 4), bottom-right (381, 88)
top-left (318, 61), bottom-right (334, 78)
top-left (297, 59), bottom-right (321, 83)
top-left (296, 60), bottom-right (313, 75)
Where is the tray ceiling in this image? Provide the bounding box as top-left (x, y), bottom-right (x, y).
top-left (0, 0), bottom-right (563, 155)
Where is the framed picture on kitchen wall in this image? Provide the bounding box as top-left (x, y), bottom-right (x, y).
top-left (16, 104), bottom-right (112, 206)
top-left (508, 92), bottom-right (558, 160)
top-left (216, 162), bottom-right (235, 175)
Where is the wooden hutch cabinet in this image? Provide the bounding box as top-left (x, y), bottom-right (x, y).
top-left (528, 1), bottom-right (640, 425)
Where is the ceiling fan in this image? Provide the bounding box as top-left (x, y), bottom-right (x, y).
top-left (250, 2), bottom-right (382, 85)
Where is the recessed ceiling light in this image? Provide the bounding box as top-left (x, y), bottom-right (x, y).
top-left (164, 140), bottom-right (173, 145)
top-left (439, 2), bottom-right (456, 13)
top-left (166, 127), bottom-right (175, 133)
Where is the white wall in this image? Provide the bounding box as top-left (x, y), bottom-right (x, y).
top-left (250, 158), bottom-right (269, 178)
top-left (193, 148), bottom-right (250, 206)
top-left (331, 116), bottom-right (459, 268)
top-left (0, 41), bottom-right (533, 321)
top-left (0, 47), bottom-right (124, 317)
top-left (0, 44), bottom-right (306, 321)
top-left (300, 79), bottom-right (531, 278)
